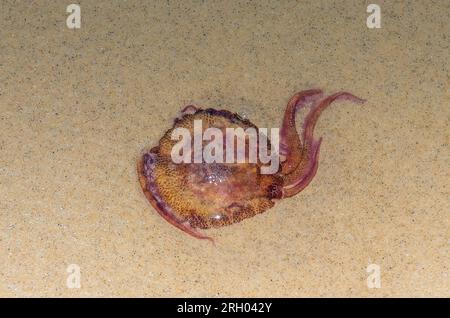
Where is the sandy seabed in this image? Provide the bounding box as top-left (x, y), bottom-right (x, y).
top-left (0, 1), bottom-right (448, 296)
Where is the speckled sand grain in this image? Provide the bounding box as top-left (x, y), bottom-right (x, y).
top-left (0, 1), bottom-right (448, 296)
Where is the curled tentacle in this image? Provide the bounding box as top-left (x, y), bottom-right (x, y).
top-left (282, 137), bottom-right (322, 197)
top-left (302, 92), bottom-right (366, 149)
top-left (280, 89), bottom-right (323, 174)
top-left (282, 92), bottom-right (366, 198)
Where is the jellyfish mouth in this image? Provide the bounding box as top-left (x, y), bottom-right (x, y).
top-left (137, 151), bottom-right (214, 243)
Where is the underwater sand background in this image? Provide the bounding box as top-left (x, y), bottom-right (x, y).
top-left (0, 0), bottom-right (448, 296)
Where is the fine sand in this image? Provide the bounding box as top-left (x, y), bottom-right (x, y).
top-left (0, 1), bottom-right (448, 296)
